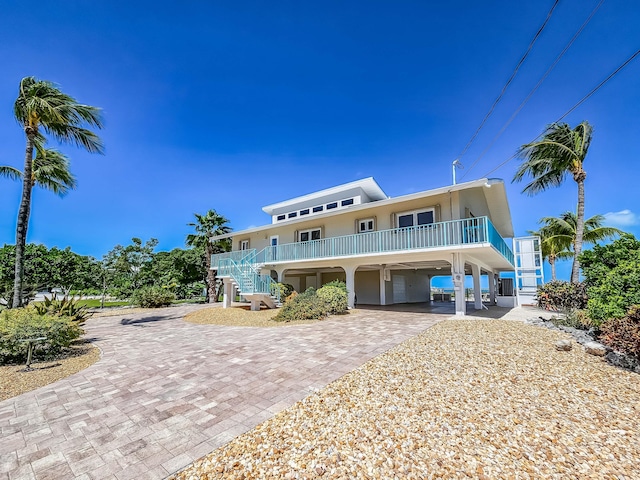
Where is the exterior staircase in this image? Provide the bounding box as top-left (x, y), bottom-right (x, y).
top-left (212, 249), bottom-right (281, 308)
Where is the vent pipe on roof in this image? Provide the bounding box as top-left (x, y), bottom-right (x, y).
top-left (452, 159), bottom-right (464, 185)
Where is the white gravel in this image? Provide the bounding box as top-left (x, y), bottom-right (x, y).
top-left (171, 318), bottom-right (640, 479)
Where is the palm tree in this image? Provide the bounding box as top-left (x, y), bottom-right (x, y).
top-left (186, 210), bottom-right (231, 303)
top-left (541, 211), bottom-right (621, 257)
top-left (528, 224), bottom-right (572, 282)
top-left (12, 77), bottom-right (103, 307)
top-left (514, 121), bottom-right (592, 283)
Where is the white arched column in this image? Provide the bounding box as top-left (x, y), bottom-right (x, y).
top-left (222, 278), bottom-right (233, 308)
top-left (451, 252), bottom-right (466, 316)
top-left (471, 263), bottom-right (482, 310)
top-left (344, 265), bottom-right (357, 308)
top-left (489, 272), bottom-right (497, 305)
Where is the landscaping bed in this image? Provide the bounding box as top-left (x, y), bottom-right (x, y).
top-left (0, 340), bottom-right (100, 401)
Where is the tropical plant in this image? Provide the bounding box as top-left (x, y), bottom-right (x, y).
top-left (32, 294), bottom-right (93, 325)
top-left (185, 210), bottom-right (231, 303)
top-left (531, 212), bottom-right (621, 281)
top-left (131, 286), bottom-right (175, 308)
top-left (317, 284), bottom-right (348, 314)
top-left (11, 76), bottom-right (103, 307)
top-left (600, 305), bottom-right (640, 360)
top-left (580, 234), bottom-right (640, 324)
top-left (514, 121), bottom-right (592, 283)
top-left (0, 309), bottom-right (83, 364)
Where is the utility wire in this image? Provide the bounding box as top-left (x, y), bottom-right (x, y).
top-left (480, 48), bottom-right (640, 178)
top-left (460, 0), bottom-right (606, 181)
top-left (455, 0), bottom-right (560, 162)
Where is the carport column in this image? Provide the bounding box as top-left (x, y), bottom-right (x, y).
top-left (379, 267), bottom-right (387, 306)
top-left (316, 272), bottom-right (323, 288)
top-left (451, 252), bottom-right (466, 316)
top-left (471, 263), bottom-right (482, 310)
top-left (275, 267), bottom-right (286, 283)
top-left (222, 278), bottom-right (233, 308)
top-left (489, 272), bottom-right (497, 305)
top-left (426, 275), bottom-right (432, 303)
top-left (345, 265), bottom-right (357, 308)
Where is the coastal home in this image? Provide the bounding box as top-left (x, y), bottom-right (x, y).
top-left (210, 177), bottom-right (518, 315)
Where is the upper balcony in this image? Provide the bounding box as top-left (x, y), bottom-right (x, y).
top-left (212, 216), bottom-right (514, 270)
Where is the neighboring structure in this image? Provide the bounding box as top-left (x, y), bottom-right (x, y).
top-left (211, 177), bottom-right (517, 315)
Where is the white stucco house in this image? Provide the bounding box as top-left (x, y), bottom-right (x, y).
top-left (210, 177), bottom-right (523, 315)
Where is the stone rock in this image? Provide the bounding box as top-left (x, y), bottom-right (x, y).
top-left (584, 341), bottom-right (607, 357)
top-left (555, 340), bottom-right (572, 351)
top-left (605, 351), bottom-right (640, 373)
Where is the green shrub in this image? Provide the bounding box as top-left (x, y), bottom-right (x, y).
top-left (317, 285), bottom-right (348, 314)
top-left (0, 309), bottom-right (83, 364)
top-left (323, 280), bottom-right (348, 293)
top-left (536, 281), bottom-right (588, 312)
top-left (549, 309), bottom-right (596, 331)
top-left (33, 295), bottom-right (92, 325)
top-left (131, 286), bottom-right (175, 308)
top-left (580, 234), bottom-right (640, 324)
top-left (600, 305), bottom-right (640, 359)
top-left (271, 283), bottom-right (295, 301)
top-left (273, 288), bottom-right (328, 322)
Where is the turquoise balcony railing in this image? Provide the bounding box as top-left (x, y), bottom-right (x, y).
top-left (211, 217), bottom-right (514, 274)
top-left (252, 217), bottom-right (513, 266)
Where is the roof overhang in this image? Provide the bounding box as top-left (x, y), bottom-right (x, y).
top-left (261, 177), bottom-right (388, 216)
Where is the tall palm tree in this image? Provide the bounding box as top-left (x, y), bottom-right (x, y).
top-left (186, 210), bottom-right (231, 303)
top-left (541, 211), bottom-right (621, 256)
top-left (12, 77), bottom-right (103, 306)
top-left (528, 224), bottom-right (572, 282)
top-left (514, 121), bottom-right (592, 283)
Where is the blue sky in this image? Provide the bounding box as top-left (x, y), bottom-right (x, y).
top-left (1, 1), bottom-right (639, 282)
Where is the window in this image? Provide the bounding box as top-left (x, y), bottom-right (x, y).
top-left (240, 240), bottom-right (249, 250)
top-left (341, 198), bottom-right (354, 206)
top-left (313, 205), bottom-right (323, 213)
top-left (396, 208), bottom-right (435, 228)
top-left (300, 209), bottom-right (310, 216)
top-left (327, 202), bottom-right (338, 210)
top-left (299, 228), bottom-right (321, 242)
top-left (277, 214), bottom-right (286, 221)
top-left (288, 212), bottom-right (297, 218)
top-left (358, 218), bottom-right (375, 233)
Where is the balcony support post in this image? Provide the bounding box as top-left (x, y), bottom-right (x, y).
top-left (345, 265), bottom-right (357, 308)
top-left (222, 278), bottom-right (233, 308)
top-left (451, 252), bottom-right (466, 316)
top-left (471, 263), bottom-right (482, 310)
top-left (379, 267), bottom-right (387, 306)
top-left (489, 272), bottom-right (497, 305)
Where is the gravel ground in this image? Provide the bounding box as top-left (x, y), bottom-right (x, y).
top-left (171, 319), bottom-right (640, 479)
top-left (0, 341), bottom-right (100, 401)
top-left (184, 305), bottom-right (327, 327)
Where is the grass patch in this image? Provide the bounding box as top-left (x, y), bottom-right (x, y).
top-left (184, 305), bottom-right (328, 327)
top-left (77, 299), bottom-right (131, 308)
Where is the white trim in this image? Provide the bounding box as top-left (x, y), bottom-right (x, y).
top-left (358, 217), bottom-right (375, 233)
top-left (396, 207), bottom-right (435, 228)
top-left (298, 228), bottom-right (322, 242)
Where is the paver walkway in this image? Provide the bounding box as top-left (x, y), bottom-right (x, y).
top-left (0, 304), bottom-right (445, 480)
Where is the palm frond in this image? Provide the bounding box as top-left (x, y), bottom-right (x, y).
top-left (0, 165), bottom-right (22, 180)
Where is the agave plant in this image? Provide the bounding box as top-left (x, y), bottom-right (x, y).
top-left (32, 294), bottom-right (92, 325)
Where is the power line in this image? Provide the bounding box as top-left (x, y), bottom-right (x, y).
top-left (480, 48), bottom-right (640, 178)
top-left (455, 0), bottom-right (560, 161)
top-left (460, 0), bottom-right (606, 181)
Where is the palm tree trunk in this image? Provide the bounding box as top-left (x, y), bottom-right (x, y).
top-left (571, 178), bottom-right (586, 283)
top-left (12, 131), bottom-right (36, 307)
top-left (550, 257), bottom-right (557, 281)
top-left (204, 244), bottom-right (216, 303)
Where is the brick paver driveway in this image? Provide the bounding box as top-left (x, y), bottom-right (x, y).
top-left (0, 304), bottom-right (444, 480)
